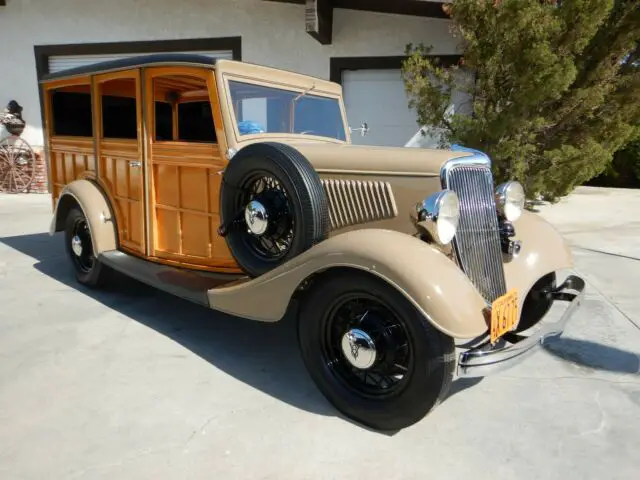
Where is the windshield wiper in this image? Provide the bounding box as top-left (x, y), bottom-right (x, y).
top-left (290, 83), bottom-right (317, 134)
top-left (293, 83), bottom-right (316, 102)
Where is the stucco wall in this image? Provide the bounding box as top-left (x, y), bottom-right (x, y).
top-left (0, 0), bottom-right (458, 147)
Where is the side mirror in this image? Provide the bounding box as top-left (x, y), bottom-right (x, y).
top-left (350, 121), bottom-right (369, 137)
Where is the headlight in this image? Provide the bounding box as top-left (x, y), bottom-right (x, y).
top-left (417, 190), bottom-right (460, 245)
top-left (495, 181), bottom-right (525, 222)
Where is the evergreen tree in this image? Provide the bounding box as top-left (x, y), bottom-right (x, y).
top-left (401, 0), bottom-right (640, 200)
top-left (594, 136), bottom-right (640, 187)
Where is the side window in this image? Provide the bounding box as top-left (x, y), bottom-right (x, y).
top-left (155, 101), bottom-right (173, 141)
top-left (100, 78), bottom-right (138, 139)
top-left (178, 101), bottom-right (215, 142)
top-left (50, 84), bottom-right (93, 137)
top-left (153, 75), bottom-right (216, 143)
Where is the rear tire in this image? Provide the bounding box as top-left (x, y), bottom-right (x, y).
top-left (297, 271), bottom-right (455, 431)
top-left (64, 207), bottom-right (109, 288)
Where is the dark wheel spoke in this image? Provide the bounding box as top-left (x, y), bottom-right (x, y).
top-left (237, 172), bottom-right (297, 262)
top-left (70, 219), bottom-right (95, 273)
top-left (258, 235), bottom-right (276, 255)
top-left (393, 363), bottom-right (409, 373)
top-left (298, 271), bottom-right (456, 431)
top-left (219, 143), bottom-right (329, 278)
top-left (63, 207), bottom-right (108, 289)
top-left (318, 293), bottom-right (413, 399)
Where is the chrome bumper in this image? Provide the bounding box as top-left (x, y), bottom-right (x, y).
top-left (457, 275), bottom-right (586, 378)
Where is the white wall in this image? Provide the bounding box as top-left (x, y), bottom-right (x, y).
top-left (0, 0), bottom-right (459, 147)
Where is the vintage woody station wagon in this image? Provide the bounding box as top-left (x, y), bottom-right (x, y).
top-left (41, 54), bottom-right (585, 430)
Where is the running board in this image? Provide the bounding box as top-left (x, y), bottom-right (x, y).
top-left (99, 251), bottom-right (245, 307)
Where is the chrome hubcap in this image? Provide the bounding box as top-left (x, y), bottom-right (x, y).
top-left (71, 235), bottom-right (83, 257)
top-left (341, 328), bottom-right (377, 369)
top-left (244, 200), bottom-right (269, 235)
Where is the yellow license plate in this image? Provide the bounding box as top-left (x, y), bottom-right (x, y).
top-left (490, 289), bottom-right (519, 344)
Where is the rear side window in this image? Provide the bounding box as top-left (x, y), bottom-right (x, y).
top-left (50, 85), bottom-right (93, 137)
top-left (152, 74), bottom-right (216, 143)
top-left (100, 78), bottom-right (138, 140)
top-left (178, 101), bottom-right (215, 142)
top-left (155, 101), bottom-right (173, 141)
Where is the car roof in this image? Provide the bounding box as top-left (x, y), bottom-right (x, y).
top-left (40, 53), bottom-right (218, 83)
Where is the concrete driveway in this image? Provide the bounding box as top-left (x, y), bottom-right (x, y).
top-left (1, 187), bottom-right (639, 479)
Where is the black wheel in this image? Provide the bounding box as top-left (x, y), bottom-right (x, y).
top-left (64, 207), bottom-right (108, 288)
top-left (220, 142), bottom-right (329, 277)
top-left (515, 272), bottom-right (557, 332)
top-left (298, 271), bottom-right (456, 431)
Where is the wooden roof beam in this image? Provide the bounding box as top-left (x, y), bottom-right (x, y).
top-left (265, 0), bottom-right (451, 44)
top-left (305, 0), bottom-right (333, 45)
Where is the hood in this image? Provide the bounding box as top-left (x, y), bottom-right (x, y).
top-left (286, 141), bottom-right (471, 177)
top-left (266, 140), bottom-right (474, 238)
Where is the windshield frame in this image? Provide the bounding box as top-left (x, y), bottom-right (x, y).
top-left (220, 74), bottom-right (350, 145)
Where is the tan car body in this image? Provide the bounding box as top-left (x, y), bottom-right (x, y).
top-left (50, 176), bottom-right (572, 339)
top-left (43, 56), bottom-right (576, 343)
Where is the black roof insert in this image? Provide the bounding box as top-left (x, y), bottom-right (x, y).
top-left (41, 53), bottom-right (219, 82)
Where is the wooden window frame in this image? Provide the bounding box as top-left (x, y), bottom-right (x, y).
top-left (35, 36), bottom-right (242, 150)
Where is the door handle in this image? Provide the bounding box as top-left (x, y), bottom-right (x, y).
top-left (129, 161), bottom-right (142, 168)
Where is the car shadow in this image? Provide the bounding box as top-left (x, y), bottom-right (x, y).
top-left (1, 232), bottom-right (341, 421)
top-left (446, 377), bottom-right (484, 400)
top-left (14, 232), bottom-right (631, 432)
top-left (542, 337), bottom-right (640, 375)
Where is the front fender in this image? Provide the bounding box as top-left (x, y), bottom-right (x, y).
top-left (50, 179), bottom-right (118, 255)
top-left (505, 210), bottom-right (574, 311)
top-left (208, 229), bottom-right (489, 339)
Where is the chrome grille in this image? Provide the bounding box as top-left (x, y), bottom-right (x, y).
top-left (444, 162), bottom-right (507, 303)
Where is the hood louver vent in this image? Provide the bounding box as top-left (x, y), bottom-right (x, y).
top-left (321, 179), bottom-right (397, 230)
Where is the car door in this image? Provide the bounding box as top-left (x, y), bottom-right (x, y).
top-left (142, 66), bottom-right (240, 272)
top-left (93, 70), bottom-right (146, 255)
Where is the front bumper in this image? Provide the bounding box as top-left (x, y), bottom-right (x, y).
top-left (457, 274), bottom-right (586, 378)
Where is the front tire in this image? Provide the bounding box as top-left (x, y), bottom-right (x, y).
top-left (64, 207), bottom-right (108, 288)
top-left (297, 271), bottom-right (455, 431)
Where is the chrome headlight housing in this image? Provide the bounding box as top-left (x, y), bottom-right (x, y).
top-left (417, 190), bottom-right (460, 245)
top-left (495, 181), bottom-right (525, 222)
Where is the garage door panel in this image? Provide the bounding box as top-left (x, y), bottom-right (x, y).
top-left (343, 69), bottom-right (420, 147)
top-left (343, 68), bottom-right (472, 148)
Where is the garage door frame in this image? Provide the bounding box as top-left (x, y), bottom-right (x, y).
top-left (329, 55), bottom-right (461, 86)
top-left (34, 36), bottom-right (242, 80)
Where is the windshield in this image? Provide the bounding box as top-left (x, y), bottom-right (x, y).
top-left (228, 80), bottom-right (347, 141)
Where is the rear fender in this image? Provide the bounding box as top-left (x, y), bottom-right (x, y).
top-left (505, 210), bottom-right (574, 310)
top-left (50, 179), bottom-right (118, 255)
top-left (208, 229), bottom-right (489, 339)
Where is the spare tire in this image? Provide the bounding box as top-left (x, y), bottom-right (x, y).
top-left (219, 142), bottom-right (330, 277)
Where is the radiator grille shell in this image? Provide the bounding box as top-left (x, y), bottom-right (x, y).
top-left (441, 157), bottom-right (507, 304)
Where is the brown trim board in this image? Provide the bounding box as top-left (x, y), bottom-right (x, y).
top-left (329, 55), bottom-right (462, 84)
top-left (264, 0), bottom-right (450, 19)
